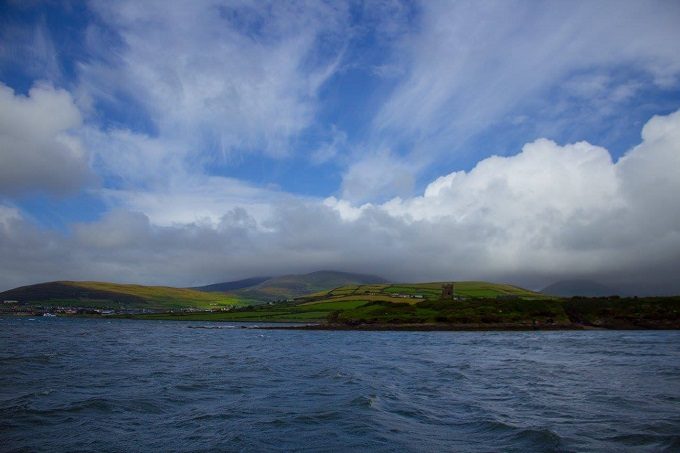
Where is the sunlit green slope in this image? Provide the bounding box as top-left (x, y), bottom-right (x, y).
top-left (0, 281), bottom-right (247, 309)
top-left (304, 281), bottom-right (546, 302)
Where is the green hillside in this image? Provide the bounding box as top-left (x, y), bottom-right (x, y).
top-left (0, 271), bottom-right (391, 312)
top-left (129, 281), bottom-right (551, 322)
top-left (304, 281), bottom-right (546, 302)
top-left (0, 281), bottom-right (247, 310)
top-left (10, 279), bottom-right (677, 330)
top-left (130, 299), bottom-right (371, 322)
top-left (228, 270), bottom-right (389, 301)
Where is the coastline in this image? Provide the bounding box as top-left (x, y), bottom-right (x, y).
top-left (5, 313), bottom-right (679, 330)
top-left (256, 322), bottom-right (680, 331)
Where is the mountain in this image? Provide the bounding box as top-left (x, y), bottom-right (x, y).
top-left (199, 270), bottom-right (389, 301)
top-left (0, 281), bottom-right (246, 310)
top-left (0, 271), bottom-right (389, 311)
top-left (191, 276), bottom-right (271, 292)
top-left (541, 280), bottom-right (619, 297)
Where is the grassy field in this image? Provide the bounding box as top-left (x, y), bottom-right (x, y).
top-left (327, 296), bottom-right (680, 328)
top-left (119, 286), bottom-right (680, 330)
top-left (305, 281), bottom-right (547, 302)
top-left (123, 281), bottom-right (552, 322)
top-left (332, 299), bottom-right (570, 325)
top-left (125, 299), bottom-right (372, 322)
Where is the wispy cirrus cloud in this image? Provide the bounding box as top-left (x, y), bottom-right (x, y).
top-left (0, 17), bottom-right (62, 84)
top-left (81, 0), bottom-right (351, 159)
top-left (371, 0), bottom-right (680, 161)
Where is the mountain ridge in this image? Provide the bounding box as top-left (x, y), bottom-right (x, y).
top-left (221, 270), bottom-right (390, 301)
top-left (191, 276), bottom-right (272, 293)
top-left (0, 270), bottom-right (390, 308)
top-left (0, 281), bottom-right (244, 310)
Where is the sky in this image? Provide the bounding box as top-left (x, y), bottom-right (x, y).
top-left (1, 0), bottom-right (680, 294)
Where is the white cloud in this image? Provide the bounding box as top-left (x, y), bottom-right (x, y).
top-left (363, 110), bottom-right (679, 288)
top-left (384, 139), bottom-right (621, 224)
top-left (0, 82), bottom-right (91, 195)
top-left (81, 126), bottom-right (185, 187)
top-left (340, 149), bottom-right (419, 203)
top-left (0, 203), bottom-right (22, 228)
top-left (76, 122), bottom-right (305, 227)
top-left (101, 175), bottom-right (298, 227)
top-left (616, 110), bottom-right (680, 233)
top-left (323, 197), bottom-right (369, 222)
top-left (1, 109), bottom-right (679, 294)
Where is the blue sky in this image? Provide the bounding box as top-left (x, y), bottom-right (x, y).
top-left (1, 0), bottom-right (680, 293)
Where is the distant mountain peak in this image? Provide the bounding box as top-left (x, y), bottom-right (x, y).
top-left (191, 276), bottom-right (271, 293)
top-left (194, 270), bottom-right (389, 300)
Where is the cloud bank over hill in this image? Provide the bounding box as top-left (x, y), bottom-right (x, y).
top-left (1, 110), bottom-right (678, 294)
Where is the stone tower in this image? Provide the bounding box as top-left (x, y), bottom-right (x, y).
top-left (441, 283), bottom-right (455, 299)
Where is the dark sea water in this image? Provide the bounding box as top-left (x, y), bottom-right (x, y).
top-left (1, 317), bottom-right (679, 452)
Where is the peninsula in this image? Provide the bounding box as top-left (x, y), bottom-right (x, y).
top-left (3, 273), bottom-right (678, 330)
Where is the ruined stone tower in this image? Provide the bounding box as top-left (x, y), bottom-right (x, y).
top-left (441, 283), bottom-right (455, 299)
